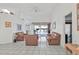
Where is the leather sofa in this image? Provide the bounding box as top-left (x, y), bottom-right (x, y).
top-left (24, 35), bottom-right (38, 46)
top-left (47, 32), bottom-right (61, 45)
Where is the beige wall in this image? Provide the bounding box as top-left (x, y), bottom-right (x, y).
top-left (0, 14), bottom-right (13, 44)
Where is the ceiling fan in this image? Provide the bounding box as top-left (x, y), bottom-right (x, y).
top-left (0, 9), bottom-right (14, 15)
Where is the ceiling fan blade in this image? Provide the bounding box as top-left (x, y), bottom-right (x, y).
top-left (10, 12), bottom-right (14, 15)
top-left (0, 11), bottom-right (3, 13)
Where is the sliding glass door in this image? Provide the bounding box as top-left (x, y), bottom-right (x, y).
top-left (34, 25), bottom-right (48, 42)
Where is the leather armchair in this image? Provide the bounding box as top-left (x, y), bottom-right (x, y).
top-left (47, 32), bottom-right (61, 45)
top-left (24, 35), bottom-right (38, 46)
top-left (15, 32), bottom-right (24, 41)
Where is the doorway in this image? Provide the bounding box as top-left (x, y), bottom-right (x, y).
top-left (65, 12), bottom-right (72, 44)
top-left (33, 22), bottom-right (51, 46)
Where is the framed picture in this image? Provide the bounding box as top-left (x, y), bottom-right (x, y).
top-left (5, 21), bottom-right (12, 28)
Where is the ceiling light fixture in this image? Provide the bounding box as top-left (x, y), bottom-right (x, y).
top-left (33, 7), bottom-right (40, 13)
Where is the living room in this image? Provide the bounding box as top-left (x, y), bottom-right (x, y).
top-left (0, 3), bottom-right (79, 55)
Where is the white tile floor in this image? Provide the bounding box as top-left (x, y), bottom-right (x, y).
top-left (0, 36), bottom-right (67, 55)
top-left (0, 41), bottom-right (67, 55)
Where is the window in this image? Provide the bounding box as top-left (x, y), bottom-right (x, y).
top-left (17, 24), bottom-right (22, 31)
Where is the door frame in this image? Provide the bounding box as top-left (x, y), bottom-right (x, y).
top-left (64, 12), bottom-right (72, 44)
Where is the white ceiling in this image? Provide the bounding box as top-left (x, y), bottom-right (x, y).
top-left (0, 3), bottom-right (58, 21)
